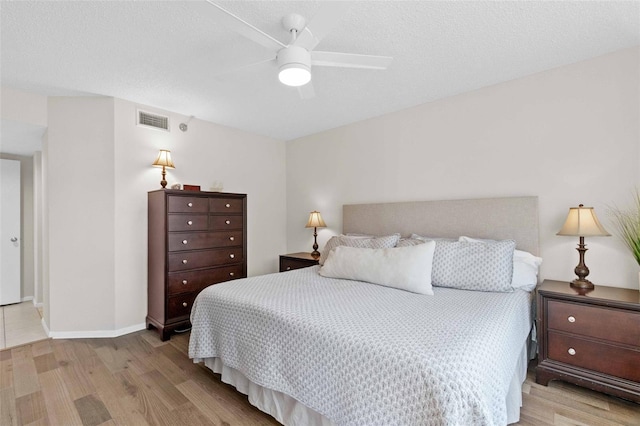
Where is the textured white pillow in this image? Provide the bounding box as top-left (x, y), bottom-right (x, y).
top-left (319, 242), bottom-right (437, 295)
top-left (459, 236), bottom-right (542, 291)
top-left (319, 234), bottom-right (401, 265)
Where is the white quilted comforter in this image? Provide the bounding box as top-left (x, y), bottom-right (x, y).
top-left (189, 266), bottom-right (532, 426)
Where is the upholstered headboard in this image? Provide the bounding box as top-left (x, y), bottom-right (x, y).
top-left (343, 196), bottom-right (539, 255)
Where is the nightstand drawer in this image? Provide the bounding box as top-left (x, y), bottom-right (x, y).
top-left (548, 300), bottom-right (640, 346)
top-left (548, 331), bottom-right (640, 382)
top-left (280, 256), bottom-right (318, 272)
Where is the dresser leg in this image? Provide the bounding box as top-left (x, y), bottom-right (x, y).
top-left (535, 367), bottom-right (553, 386)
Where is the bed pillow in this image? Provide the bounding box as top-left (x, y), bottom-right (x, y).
top-left (319, 234), bottom-right (400, 265)
top-left (410, 233), bottom-right (457, 242)
top-left (431, 239), bottom-right (516, 292)
top-left (396, 237), bottom-right (426, 247)
top-left (319, 242), bottom-right (437, 295)
top-left (459, 236), bottom-right (542, 291)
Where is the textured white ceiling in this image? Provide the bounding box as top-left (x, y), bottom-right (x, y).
top-left (1, 0), bottom-right (639, 148)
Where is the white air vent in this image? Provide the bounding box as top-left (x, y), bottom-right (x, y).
top-left (137, 110), bottom-right (169, 132)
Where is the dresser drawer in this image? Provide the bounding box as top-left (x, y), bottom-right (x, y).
top-left (167, 264), bottom-right (244, 295)
top-left (168, 214), bottom-right (208, 231)
top-left (548, 300), bottom-right (640, 346)
top-left (167, 196), bottom-right (209, 213)
top-left (167, 292), bottom-right (199, 322)
top-left (547, 331), bottom-right (640, 382)
top-left (210, 197), bottom-right (244, 213)
top-left (168, 231), bottom-right (243, 251)
top-left (168, 249), bottom-right (244, 272)
top-left (209, 215), bottom-right (243, 230)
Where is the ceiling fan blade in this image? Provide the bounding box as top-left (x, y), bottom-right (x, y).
top-left (297, 82), bottom-right (316, 100)
top-left (206, 1), bottom-right (286, 52)
top-left (311, 51), bottom-right (393, 70)
top-left (293, 2), bottom-right (352, 51)
top-left (212, 58), bottom-right (276, 79)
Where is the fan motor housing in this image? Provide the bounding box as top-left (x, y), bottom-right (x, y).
top-left (277, 45), bottom-right (311, 69)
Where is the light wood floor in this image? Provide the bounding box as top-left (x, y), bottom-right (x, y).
top-left (1, 330), bottom-right (638, 425)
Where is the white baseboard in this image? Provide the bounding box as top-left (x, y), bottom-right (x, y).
top-left (48, 323), bottom-right (147, 339)
top-left (41, 318), bottom-right (50, 336)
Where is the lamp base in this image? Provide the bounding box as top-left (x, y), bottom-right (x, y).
top-left (570, 278), bottom-right (594, 290)
top-left (310, 250), bottom-right (320, 259)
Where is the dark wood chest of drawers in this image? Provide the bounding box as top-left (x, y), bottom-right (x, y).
top-left (147, 189), bottom-right (247, 340)
top-left (536, 279), bottom-right (640, 402)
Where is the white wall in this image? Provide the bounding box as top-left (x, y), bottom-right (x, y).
top-left (45, 96), bottom-right (286, 335)
top-left (287, 47), bottom-right (640, 290)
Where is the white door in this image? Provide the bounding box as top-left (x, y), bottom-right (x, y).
top-left (0, 158), bottom-right (21, 305)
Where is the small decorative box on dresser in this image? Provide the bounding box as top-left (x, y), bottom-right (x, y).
top-left (279, 252), bottom-right (319, 272)
top-left (147, 189), bottom-right (247, 341)
top-left (536, 279), bottom-right (640, 403)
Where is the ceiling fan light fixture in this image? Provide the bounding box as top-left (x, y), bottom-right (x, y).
top-left (278, 64), bottom-right (311, 87)
top-left (277, 45), bottom-right (312, 87)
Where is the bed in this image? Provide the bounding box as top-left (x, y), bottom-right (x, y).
top-left (189, 196), bottom-right (540, 426)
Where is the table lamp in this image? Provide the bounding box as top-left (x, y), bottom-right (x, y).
top-left (305, 211), bottom-right (326, 258)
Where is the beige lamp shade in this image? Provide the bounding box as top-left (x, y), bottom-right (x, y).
top-left (305, 211), bottom-right (326, 228)
top-left (152, 150), bottom-right (175, 169)
top-left (557, 204), bottom-right (610, 237)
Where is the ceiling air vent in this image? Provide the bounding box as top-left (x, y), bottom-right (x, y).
top-left (137, 110), bottom-right (170, 132)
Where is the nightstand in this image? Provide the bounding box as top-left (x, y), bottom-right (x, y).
top-left (536, 279), bottom-right (640, 403)
top-left (279, 252), bottom-right (319, 272)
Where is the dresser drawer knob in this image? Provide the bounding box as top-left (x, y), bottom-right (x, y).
top-left (188, 202), bottom-right (193, 207)
top-left (182, 279), bottom-right (188, 285)
top-left (568, 348), bottom-right (576, 356)
top-left (568, 316), bottom-right (576, 323)
top-left (187, 220), bottom-right (193, 226)
top-left (225, 203), bottom-right (231, 208)
top-left (229, 254), bottom-right (235, 259)
top-left (182, 302), bottom-right (188, 308)
top-left (225, 220), bottom-right (231, 225)
top-left (229, 272), bottom-right (235, 276)
top-left (229, 236), bottom-right (235, 241)
top-left (182, 240), bottom-right (188, 245)
top-left (182, 259), bottom-right (188, 264)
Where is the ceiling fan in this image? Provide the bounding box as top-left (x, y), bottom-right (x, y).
top-left (206, 1), bottom-right (393, 99)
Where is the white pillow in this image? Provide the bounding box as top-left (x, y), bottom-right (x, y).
top-left (319, 234), bottom-right (401, 265)
top-left (319, 242), bottom-right (437, 295)
top-left (459, 236), bottom-right (542, 291)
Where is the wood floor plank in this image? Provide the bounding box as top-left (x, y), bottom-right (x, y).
top-left (114, 369), bottom-right (176, 426)
top-left (0, 386), bottom-right (18, 426)
top-left (12, 358), bottom-right (40, 398)
top-left (73, 393), bottom-right (112, 426)
top-left (28, 340), bottom-right (52, 358)
top-left (38, 368), bottom-right (83, 425)
top-left (59, 359), bottom-right (97, 401)
top-left (138, 369), bottom-right (189, 410)
top-left (0, 358), bottom-right (13, 390)
top-left (15, 391), bottom-right (47, 425)
top-left (32, 353), bottom-right (58, 375)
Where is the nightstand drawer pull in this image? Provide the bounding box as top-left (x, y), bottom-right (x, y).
top-left (188, 202), bottom-right (193, 207)
top-left (182, 302), bottom-right (188, 308)
top-left (229, 254), bottom-right (235, 259)
top-left (182, 239), bottom-right (188, 245)
top-left (229, 236), bottom-right (235, 241)
top-left (286, 266), bottom-right (292, 271)
top-left (568, 348), bottom-right (576, 356)
top-left (225, 203), bottom-right (231, 208)
top-left (225, 220), bottom-right (231, 225)
top-left (182, 259), bottom-right (188, 264)
top-left (568, 316), bottom-right (576, 323)
top-left (187, 220), bottom-right (193, 225)
top-left (182, 280), bottom-right (188, 285)
top-left (229, 272), bottom-right (235, 277)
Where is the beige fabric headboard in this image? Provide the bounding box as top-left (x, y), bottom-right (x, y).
top-left (343, 196), bottom-right (539, 255)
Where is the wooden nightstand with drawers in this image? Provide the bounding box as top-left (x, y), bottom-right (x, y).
top-left (279, 252), bottom-right (319, 272)
top-left (536, 279), bottom-right (640, 403)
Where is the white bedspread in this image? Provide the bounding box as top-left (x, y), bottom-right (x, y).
top-left (189, 266), bottom-right (532, 426)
